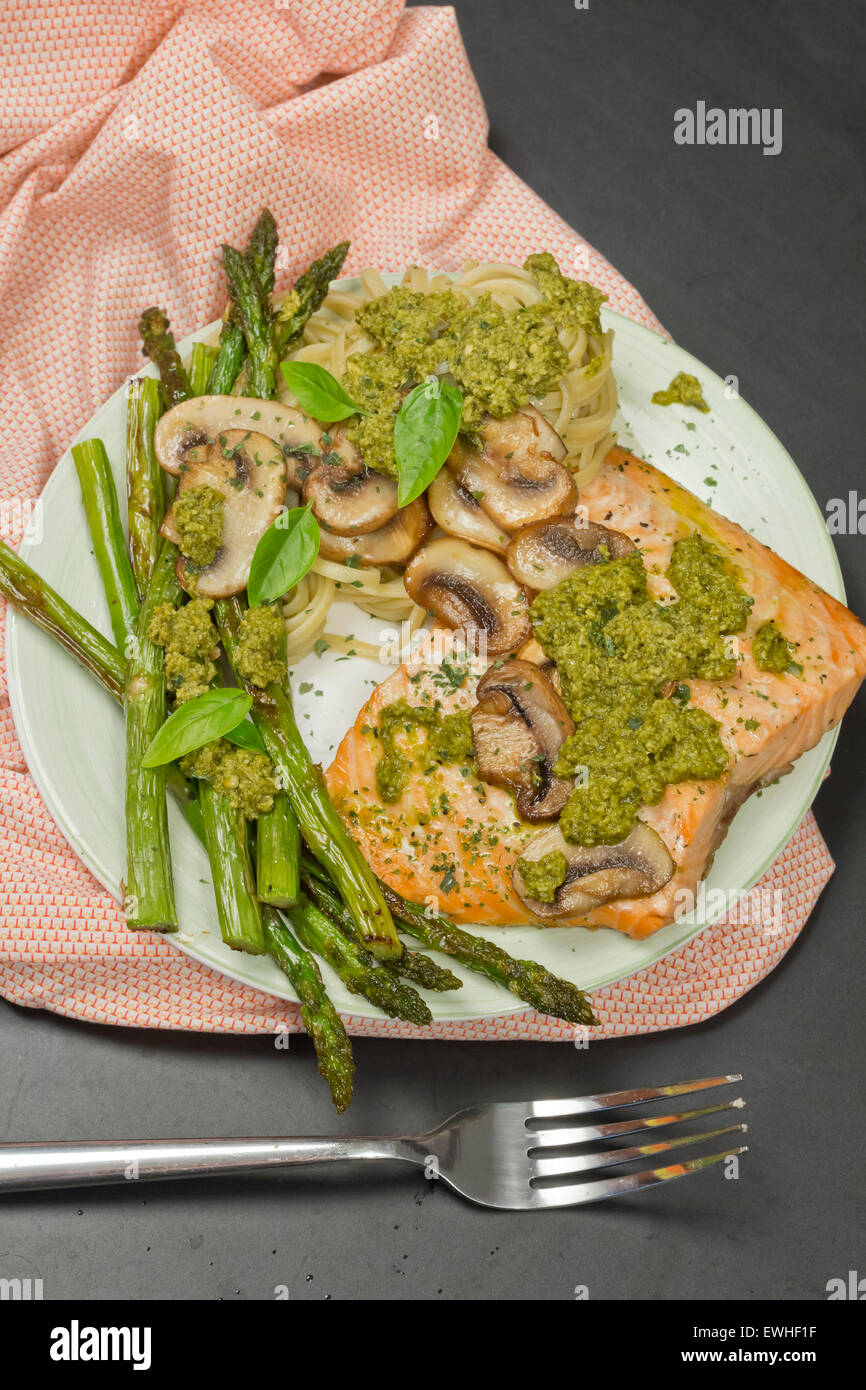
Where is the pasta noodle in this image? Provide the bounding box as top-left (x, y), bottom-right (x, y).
top-left (277, 259), bottom-right (618, 662)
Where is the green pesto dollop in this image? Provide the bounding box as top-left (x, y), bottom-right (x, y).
top-left (180, 738), bottom-right (278, 820)
top-left (374, 699), bottom-right (475, 804)
top-left (236, 604), bottom-right (286, 689)
top-left (517, 850), bottom-right (568, 904)
top-left (339, 256), bottom-right (603, 475)
top-left (531, 534), bottom-right (751, 846)
top-left (148, 597), bottom-right (219, 704)
top-left (752, 620), bottom-right (802, 676)
top-left (523, 252), bottom-right (608, 336)
top-left (172, 484), bottom-right (225, 566)
top-left (651, 372), bottom-right (710, 413)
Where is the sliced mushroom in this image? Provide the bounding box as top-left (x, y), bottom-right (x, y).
top-left (403, 537), bottom-right (531, 655)
top-left (153, 395), bottom-right (323, 489)
top-left (317, 498), bottom-right (431, 568)
top-left (160, 429), bottom-right (286, 597)
top-left (427, 470), bottom-right (510, 553)
top-left (302, 428), bottom-right (399, 535)
top-left (513, 822), bottom-right (675, 919)
top-left (446, 407), bottom-right (575, 531)
top-left (471, 659), bottom-right (574, 820)
top-left (506, 518), bottom-right (637, 590)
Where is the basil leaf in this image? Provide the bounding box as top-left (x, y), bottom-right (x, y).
top-left (247, 503), bottom-right (320, 607)
top-left (224, 718), bottom-right (268, 755)
top-left (142, 688), bottom-right (252, 767)
top-left (280, 361), bottom-right (363, 422)
top-left (394, 378), bottom-right (463, 507)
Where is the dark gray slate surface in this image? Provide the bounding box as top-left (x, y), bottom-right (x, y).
top-left (1, 0), bottom-right (863, 1300)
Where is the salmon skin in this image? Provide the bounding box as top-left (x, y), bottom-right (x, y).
top-left (325, 447), bottom-right (866, 939)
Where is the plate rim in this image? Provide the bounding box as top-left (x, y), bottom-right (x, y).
top-left (4, 294), bottom-right (845, 1019)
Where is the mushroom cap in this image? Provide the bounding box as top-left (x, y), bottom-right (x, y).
top-left (153, 394), bottom-right (323, 488)
top-left (403, 537), bottom-right (532, 656)
top-left (506, 518), bottom-right (637, 590)
top-left (302, 428), bottom-right (399, 536)
top-left (446, 406), bottom-right (575, 532)
top-left (317, 497), bottom-right (431, 567)
top-left (471, 658), bottom-right (575, 820)
top-left (513, 822), bottom-right (675, 919)
top-left (427, 470), bottom-right (511, 553)
top-left (160, 428), bottom-right (287, 598)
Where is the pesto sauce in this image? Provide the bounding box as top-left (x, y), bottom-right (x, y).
top-left (374, 699), bottom-right (475, 804)
top-left (148, 598), bottom-right (219, 704)
top-left (651, 372), bottom-right (710, 413)
top-left (236, 604), bottom-right (286, 689)
top-left (517, 850), bottom-right (568, 903)
top-left (752, 620), bottom-right (802, 676)
top-left (340, 256), bottom-right (604, 476)
top-left (530, 534), bottom-right (752, 846)
top-left (180, 738), bottom-right (278, 819)
top-left (172, 484), bottom-right (225, 566)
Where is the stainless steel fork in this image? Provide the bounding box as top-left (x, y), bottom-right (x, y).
top-left (0, 1075), bottom-right (746, 1208)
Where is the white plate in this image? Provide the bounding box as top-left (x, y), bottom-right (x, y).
top-left (6, 288), bottom-right (844, 1021)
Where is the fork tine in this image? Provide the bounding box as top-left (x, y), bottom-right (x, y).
top-left (527, 1144), bottom-right (748, 1208)
top-left (527, 1099), bottom-right (745, 1148)
top-left (527, 1075), bottom-right (742, 1121)
top-left (531, 1123), bottom-right (747, 1179)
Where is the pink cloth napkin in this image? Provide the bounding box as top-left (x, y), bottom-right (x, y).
top-left (0, 0), bottom-right (833, 1037)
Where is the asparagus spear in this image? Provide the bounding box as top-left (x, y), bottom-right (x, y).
top-left (302, 867), bottom-right (461, 993)
top-left (72, 439), bottom-right (139, 648)
top-left (206, 320), bottom-right (246, 396)
top-left (273, 241), bottom-right (350, 356)
top-left (383, 888), bottom-right (599, 1028)
top-left (187, 342), bottom-right (218, 398)
top-left (215, 595), bottom-right (401, 960)
top-left (0, 539), bottom-right (204, 839)
top-left (125, 377), bottom-right (166, 597)
top-left (221, 245), bottom-right (277, 399)
top-left (124, 539), bottom-right (178, 931)
top-left (256, 790), bottom-right (300, 908)
top-left (0, 540), bottom-right (126, 700)
top-left (247, 208), bottom-right (278, 300)
top-left (138, 307), bottom-right (191, 407)
top-left (198, 782), bottom-right (264, 954)
top-left (262, 907), bottom-right (354, 1112)
top-left (286, 895), bottom-right (431, 1025)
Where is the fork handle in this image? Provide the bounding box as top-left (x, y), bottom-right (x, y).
top-left (0, 1137), bottom-right (420, 1193)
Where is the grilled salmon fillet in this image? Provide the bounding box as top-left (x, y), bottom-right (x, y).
top-left (325, 447), bottom-right (866, 939)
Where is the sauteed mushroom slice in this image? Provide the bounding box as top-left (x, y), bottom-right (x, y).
top-left (153, 394), bottom-right (323, 488)
top-left (403, 537), bottom-right (531, 655)
top-left (446, 407), bottom-right (575, 531)
top-left (513, 823), bottom-right (675, 919)
top-left (506, 518), bottom-right (637, 589)
top-left (317, 498), bottom-right (431, 567)
top-left (427, 470), bottom-right (510, 553)
top-left (471, 659), bottom-right (574, 820)
top-left (160, 429), bottom-right (286, 598)
top-left (302, 429), bottom-right (399, 535)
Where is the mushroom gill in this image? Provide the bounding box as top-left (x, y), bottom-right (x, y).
top-left (427, 470), bottom-right (511, 553)
top-left (153, 394), bottom-right (323, 489)
top-left (506, 518), bottom-right (637, 590)
top-left (317, 497), bottom-right (431, 567)
top-left (446, 406), bottom-right (575, 531)
top-left (470, 658), bottom-right (574, 820)
top-left (513, 822), bottom-right (675, 919)
top-left (302, 428), bottom-right (399, 536)
top-left (403, 537), bottom-right (532, 656)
